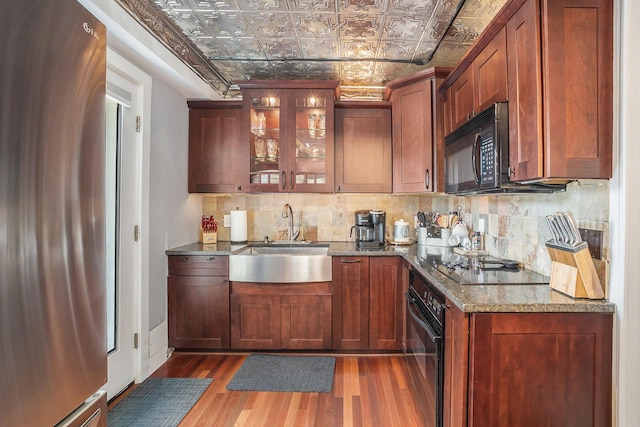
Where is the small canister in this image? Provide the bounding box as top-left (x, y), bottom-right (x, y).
top-left (472, 231), bottom-right (485, 251)
top-left (417, 227), bottom-right (428, 245)
top-left (394, 219), bottom-right (410, 242)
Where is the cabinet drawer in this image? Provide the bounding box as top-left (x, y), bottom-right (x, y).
top-left (168, 255), bottom-right (229, 276)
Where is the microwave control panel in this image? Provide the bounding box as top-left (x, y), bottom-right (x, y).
top-left (479, 134), bottom-right (495, 183)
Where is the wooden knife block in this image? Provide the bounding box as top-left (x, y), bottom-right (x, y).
top-left (199, 229), bottom-right (217, 244)
top-left (546, 242), bottom-right (604, 299)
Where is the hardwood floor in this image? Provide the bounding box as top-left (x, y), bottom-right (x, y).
top-left (130, 352), bottom-right (422, 426)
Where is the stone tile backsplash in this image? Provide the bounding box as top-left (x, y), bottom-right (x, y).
top-left (202, 180), bottom-right (609, 289)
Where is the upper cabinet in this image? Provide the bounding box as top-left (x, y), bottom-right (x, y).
top-left (385, 67), bottom-right (450, 193)
top-left (443, 27), bottom-right (508, 136)
top-left (334, 102), bottom-right (392, 193)
top-left (187, 101), bottom-right (243, 193)
top-left (506, 0), bottom-right (613, 181)
top-left (237, 80), bottom-right (339, 193)
top-left (441, 0), bottom-right (613, 182)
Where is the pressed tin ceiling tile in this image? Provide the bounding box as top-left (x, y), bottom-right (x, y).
top-left (381, 15), bottom-right (425, 41)
top-left (340, 0), bottom-right (384, 13)
top-left (340, 14), bottom-right (381, 39)
top-left (118, 0), bottom-right (507, 99)
top-left (377, 40), bottom-right (417, 60)
top-left (294, 14), bottom-right (339, 39)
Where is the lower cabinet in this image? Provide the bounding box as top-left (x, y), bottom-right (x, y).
top-left (444, 302), bottom-right (613, 427)
top-left (230, 282), bottom-right (332, 350)
top-left (332, 256), bottom-right (370, 350)
top-left (167, 255), bottom-right (230, 349)
top-left (332, 256), bottom-right (403, 351)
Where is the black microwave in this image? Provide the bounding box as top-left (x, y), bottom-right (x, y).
top-left (443, 102), bottom-right (566, 195)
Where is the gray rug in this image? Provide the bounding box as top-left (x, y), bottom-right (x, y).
top-left (226, 354), bottom-right (336, 393)
top-left (107, 377), bottom-right (212, 427)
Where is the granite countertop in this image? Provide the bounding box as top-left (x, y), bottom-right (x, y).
top-left (165, 241), bottom-right (615, 314)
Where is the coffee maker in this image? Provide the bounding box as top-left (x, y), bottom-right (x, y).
top-left (351, 209), bottom-right (386, 248)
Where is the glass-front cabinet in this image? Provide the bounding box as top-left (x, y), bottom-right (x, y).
top-left (238, 81), bottom-right (338, 193)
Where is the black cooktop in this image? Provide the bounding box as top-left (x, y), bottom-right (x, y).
top-left (418, 250), bottom-right (550, 285)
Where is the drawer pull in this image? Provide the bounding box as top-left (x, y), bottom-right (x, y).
top-left (207, 257), bottom-right (216, 261)
top-left (181, 257), bottom-right (189, 262)
top-left (340, 259), bottom-right (361, 263)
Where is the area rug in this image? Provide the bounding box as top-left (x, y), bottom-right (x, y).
top-left (226, 354), bottom-right (336, 393)
top-left (107, 377), bottom-right (212, 427)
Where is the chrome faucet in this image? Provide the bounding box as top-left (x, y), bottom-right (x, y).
top-left (282, 203), bottom-right (300, 241)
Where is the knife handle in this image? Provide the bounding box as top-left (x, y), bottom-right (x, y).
top-left (564, 211), bottom-right (583, 244)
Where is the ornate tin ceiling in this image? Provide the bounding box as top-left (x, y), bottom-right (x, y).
top-left (116, 0), bottom-right (507, 99)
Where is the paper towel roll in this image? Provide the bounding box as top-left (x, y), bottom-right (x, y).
top-left (230, 210), bottom-right (248, 243)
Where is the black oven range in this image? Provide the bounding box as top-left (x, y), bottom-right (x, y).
top-left (405, 269), bottom-right (445, 427)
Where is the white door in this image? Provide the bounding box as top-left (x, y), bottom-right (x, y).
top-left (104, 70), bottom-right (141, 399)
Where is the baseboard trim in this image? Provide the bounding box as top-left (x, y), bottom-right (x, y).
top-left (148, 321), bottom-right (168, 374)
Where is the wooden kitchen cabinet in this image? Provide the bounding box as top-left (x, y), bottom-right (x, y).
top-left (441, 0), bottom-right (612, 183)
top-left (230, 282), bottom-right (332, 350)
top-left (443, 301), bottom-right (470, 427)
top-left (332, 256), bottom-right (403, 351)
top-left (167, 255), bottom-right (230, 349)
top-left (332, 256), bottom-right (370, 350)
top-left (506, 0), bottom-right (613, 181)
top-left (236, 80), bottom-right (339, 193)
top-left (385, 67), bottom-right (450, 193)
top-left (368, 257), bottom-right (403, 350)
top-left (187, 101), bottom-right (243, 193)
top-left (334, 102), bottom-right (392, 193)
top-left (447, 66), bottom-right (475, 134)
top-left (445, 27), bottom-right (508, 134)
top-left (443, 303), bottom-right (613, 427)
top-left (281, 294), bottom-right (332, 349)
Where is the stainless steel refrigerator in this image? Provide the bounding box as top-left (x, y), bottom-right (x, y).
top-left (1, 0), bottom-right (108, 425)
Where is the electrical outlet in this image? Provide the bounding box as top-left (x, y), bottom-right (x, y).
top-left (578, 228), bottom-right (603, 260)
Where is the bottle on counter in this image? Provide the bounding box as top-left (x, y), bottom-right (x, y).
top-left (471, 231), bottom-right (484, 251)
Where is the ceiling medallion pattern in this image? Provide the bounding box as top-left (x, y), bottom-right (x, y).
top-left (116, 0), bottom-right (507, 99)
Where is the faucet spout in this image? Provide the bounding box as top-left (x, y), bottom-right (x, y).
top-left (282, 203), bottom-right (300, 241)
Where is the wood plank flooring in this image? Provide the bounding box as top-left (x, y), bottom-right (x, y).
top-left (118, 352), bottom-right (422, 427)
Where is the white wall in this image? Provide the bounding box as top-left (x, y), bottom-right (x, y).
top-left (609, 0), bottom-right (640, 425)
top-left (148, 80), bottom-right (200, 329)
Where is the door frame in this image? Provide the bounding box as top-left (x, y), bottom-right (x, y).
top-left (106, 48), bottom-right (152, 386)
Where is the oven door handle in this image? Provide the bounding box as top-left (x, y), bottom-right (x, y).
top-left (405, 292), bottom-right (441, 343)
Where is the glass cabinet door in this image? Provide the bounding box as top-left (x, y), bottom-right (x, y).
top-left (248, 94), bottom-right (282, 189)
top-left (293, 95), bottom-right (326, 186)
top-left (240, 82), bottom-right (337, 193)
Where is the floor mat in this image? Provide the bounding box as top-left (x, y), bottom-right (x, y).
top-left (226, 354), bottom-right (335, 393)
top-left (107, 377), bottom-right (212, 427)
